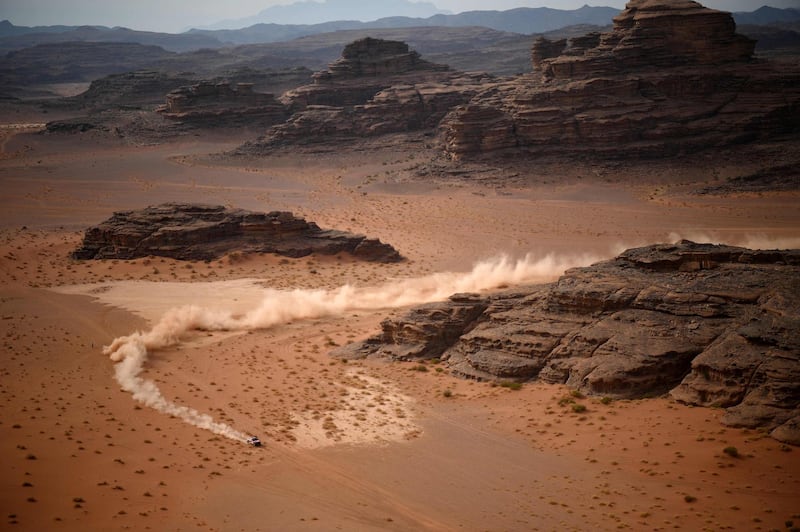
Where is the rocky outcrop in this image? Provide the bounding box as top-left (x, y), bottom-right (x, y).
top-left (157, 81), bottom-right (288, 127)
top-left (39, 68), bottom-right (314, 141)
top-left (72, 203), bottom-right (402, 262)
top-left (530, 37), bottom-right (566, 71)
top-left (282, 37), bottom-right (450, 112)
top-left (536, 0), bottom-right (755, 78)
top-left (334, 241), bottom-right (800, 444)
top-left (441, 0), bottom-right (800, 159)
top-left (61, 71), bottom-right (197, 110)
top-left (240, 38), bottom-right (494, 149)
top-left (315, 37), bottom-right (448, 81)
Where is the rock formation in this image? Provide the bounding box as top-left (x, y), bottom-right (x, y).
top-left (40, 68), bottom-right (314, 141)
top-left (536, 0), bottom-right (755, 78)
top-left (60, 71), bottom-right (197, 110)
top-left (72, 203), bottom-right (402, 263)
top-left (282, 37), bottom-right (450, 112)
top-left (440, 0), bottom-right (800, 159)
top-left (317, 37), bottom-right (448, 81)
top-left (334, 241), bottom-right (800, 444)
top-left (157, 81), bottom-right (288, 127)
top-left (241, 37), bottom-right (494, 149)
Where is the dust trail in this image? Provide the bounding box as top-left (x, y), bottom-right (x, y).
top-left (104, 307), bottom-right (249, 442)
top-left (104, 252), bottom-right (605, 442)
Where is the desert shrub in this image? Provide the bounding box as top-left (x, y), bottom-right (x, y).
top-left (723, 446), bottom-right (740, 458)
top-left (571, 404), bottom-right (587, 414)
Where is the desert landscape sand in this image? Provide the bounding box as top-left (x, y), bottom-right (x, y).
top-left (1, 118), bottom-right (798, 532)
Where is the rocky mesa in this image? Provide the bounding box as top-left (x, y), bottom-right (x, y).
top-left (241, 37), bottom-right (495, 149)
top-left (72, 203), bottom-right (402, 262)
top-left (440, 0), bottom-right (800, 158)
top-left (335, 241), bottom-right (800, 444)
top-left (156, 81), bottom-right (289, 128)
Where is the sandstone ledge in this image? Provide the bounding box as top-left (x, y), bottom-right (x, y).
top-left (72, 203), bottom-right (402, 263)
top-left (333, 241), bottom-right (800, 444)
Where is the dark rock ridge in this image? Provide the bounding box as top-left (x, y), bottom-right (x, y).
top-left (39, 68), bottom-right (314, 141)
top-left (440, 0), bottom-right (800, 159)
top-left (0, 42), bottom-right (175, 87)
top-left (60, 71), bottom-right (197, 111)
top-left (156, 81), bottom-right (288, 127)
top-left (241, 37), bottom-right (494, 149)
top-left (72, 203), bottom-right (402, 263)
top-left (48, 68), bottom-right (312, 112)
top-left (334, 241), bottom-right (800, 444)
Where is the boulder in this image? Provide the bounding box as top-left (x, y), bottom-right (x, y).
top-left (334, 241), bottom-right (800, 443)
top-left (335, 293), bottom-right (489, 361)
top-left (72, 203), bottom-right (402, 263)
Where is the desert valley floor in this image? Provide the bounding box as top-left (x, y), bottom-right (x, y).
top-left (1, 125), bottom-right (799, 531)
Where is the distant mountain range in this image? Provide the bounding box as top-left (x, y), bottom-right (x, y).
top-left (733, 5), bottom-right (800, 25)
top-left (0, 21), bottom-right (221, 53)
top-left (200, 0), bottom-right (448, 29)
top-left (1, 5), bottom-right (799, 53)
top-left (186, 6), bottom-right (620, 46)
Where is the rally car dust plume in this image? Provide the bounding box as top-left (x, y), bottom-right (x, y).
top-left (104, 252), bottom-right (602, 441)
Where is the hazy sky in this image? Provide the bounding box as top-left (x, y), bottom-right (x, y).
top-left (1, 0), bottom-right (797, 33)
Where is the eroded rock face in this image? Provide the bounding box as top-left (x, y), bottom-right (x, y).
top-left (157, 81), bottom-right (289, 127)
top-left (441, 0), bottom-right (799, 159)
top-left (315, 37), bottom-right (448, 82)
top-left (536, 0), bottom-right (755, 78)
top-left (241, 38), bottom-right (493, 149)
top-left (72, 203), bottom-right (402, 262)
top-left (66, 71), bottom-right (197, 110)
top-left (283, 37), bottom-right (450, 111)
top-left (334, 241), bottom-right (800, 444)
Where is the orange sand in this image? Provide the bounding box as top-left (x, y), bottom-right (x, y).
top-left (1, 125), bottom-right (799, 530)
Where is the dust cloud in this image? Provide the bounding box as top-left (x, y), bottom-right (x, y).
top-left (103, 252), bottom-right (603, 442)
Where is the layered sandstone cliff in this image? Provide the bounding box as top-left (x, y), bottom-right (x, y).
top-left (536, 0), bottom-right (755, 78)
top-left (334, 241), bottom-right (800, 444)
top-left (441, 0), bottom-right (799, 159)
top-left (157, 81), bottom-right (288, 127)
